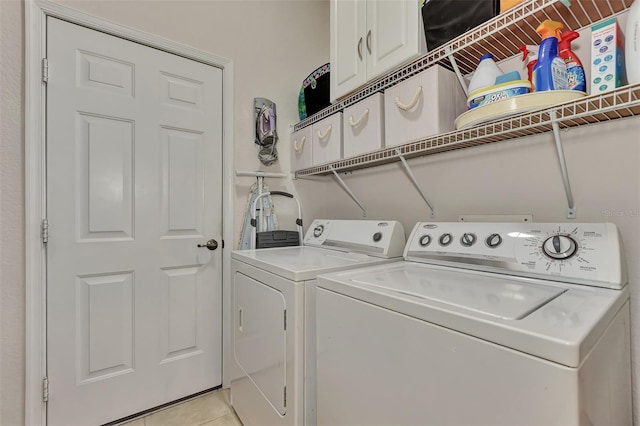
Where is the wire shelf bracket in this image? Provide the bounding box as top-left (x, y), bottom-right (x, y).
top-left (395, 149), bottom-right (435, 218)
top-left (550, 109), bottom-right (577, 219)
top-left (445, 46), bottom-right (469, 96)
top-left (329, 166), bottom-right (367, 217)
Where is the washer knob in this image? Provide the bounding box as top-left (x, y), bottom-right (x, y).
top-left (460, 233), bottom-right (477, 247)
top-left (313, 225), bottom-right (324, 238)
top-left (373, 232), bottom-right (382, 242)
top-left (542, 235), bottom-right (578, 260)
top-left (486, 233), bottom-right (502, 248)
top-left (439, 233), bottom-right (453, 246)
top-left (418, 234), bottom-right (431, 247)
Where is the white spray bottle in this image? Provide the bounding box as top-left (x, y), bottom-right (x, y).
top-left (626, 0), bottom-right (640, 84)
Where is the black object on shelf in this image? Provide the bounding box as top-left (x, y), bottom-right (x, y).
top-left (298, 63), bottom-right (331, 120)
top-left (422, 0), bottom-right (500, 51)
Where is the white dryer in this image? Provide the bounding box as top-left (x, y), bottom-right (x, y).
top-left (230, 219), bottom-right (406, 426)
top-left (316, 222), bottom-right (631, 426)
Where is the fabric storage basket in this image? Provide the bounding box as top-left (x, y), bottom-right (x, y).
top-left (312, 112), bottom-right (343, 166)
top-left (343, 93), bottom-right (384, 158)
top-left (384, 65), bottom-right (466, 148)
top-left (291, 126), bottom-right (313, 171)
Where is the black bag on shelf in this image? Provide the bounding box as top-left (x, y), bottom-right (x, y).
top-left (298, 63), bottom-right (331, 120)
top-left (422, 0), bottom-right (500, 51)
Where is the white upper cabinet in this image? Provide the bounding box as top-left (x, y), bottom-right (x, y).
top-left (330, 0), bottom-right (425, 102)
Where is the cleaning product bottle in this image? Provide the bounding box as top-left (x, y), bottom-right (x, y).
top-left (519, 44), bottom-right (539, 91)
top-left (467, 53), bottom-right (503, 95)
top-left (533, 20), bottom-right (569, 91)
top-left (559, 30), bottom-right (586, 91)
top-left (626, 0), bottom-right (640, 84)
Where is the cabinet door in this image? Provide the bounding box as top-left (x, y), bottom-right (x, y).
top-left (367, 0), bottom-right (423, 80)
top-left (330, 0), bottom-right (367, 101)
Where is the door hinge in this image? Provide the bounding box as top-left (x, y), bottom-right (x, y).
top-left (42, 58), bottom-right (49, 83)
top-left (42, 377), bottom-right (49, 402)
top-left (284, 386), bottom-right (287, 407)
top-left (42, 219), bottom-right (49, 243)
top-left (284, 309), bottom-right (287, 331)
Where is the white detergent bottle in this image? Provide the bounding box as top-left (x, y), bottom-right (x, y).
top-left (626, 0), bottom-right (640, 84)
top-left (467, 53), bottom-right (503, 95)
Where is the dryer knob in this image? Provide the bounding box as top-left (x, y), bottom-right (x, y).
top-left (373, 232), bottom-right (382, 242)
top-left (313, 225), bottom-right (324, 238)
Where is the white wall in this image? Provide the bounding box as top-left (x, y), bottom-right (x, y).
top-left (0, 1), bottom-right (329, 424)
top-left (1, 1), bottom-right (26, 425)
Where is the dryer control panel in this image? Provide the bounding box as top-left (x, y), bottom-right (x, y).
top-left (405, 222), bottom-right (627, 289)
top-left (304, 220), bottom-right (406, 258)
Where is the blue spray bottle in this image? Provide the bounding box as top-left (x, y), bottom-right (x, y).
top-left (533, 20), bottom-right (569, 91)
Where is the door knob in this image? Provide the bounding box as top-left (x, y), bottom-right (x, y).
top-left (197, 239), bottom-right (219, 251)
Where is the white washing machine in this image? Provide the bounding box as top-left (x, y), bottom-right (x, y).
top-left (230, 219), bottom-right (406, 426)
top-left (316, 222), bottom-right (631, 426)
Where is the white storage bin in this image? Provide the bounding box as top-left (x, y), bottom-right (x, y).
top-left (291, 126), bottom-right (313, 171)
top-left (312, 112), bottom-right (343, 166)
top-left (384, 65), bottom-right (466, 148)
top-left (343, 93), bottom-right (384, 158)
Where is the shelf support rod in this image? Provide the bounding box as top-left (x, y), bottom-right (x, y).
top-left (329, 166), bottom-right (367, 217)
top-left (445, 46), bottom-right (468, 96)
top-left (395, 149), bottom-right (435, 218)
top-left (550, 109), bottom-right (576, 219)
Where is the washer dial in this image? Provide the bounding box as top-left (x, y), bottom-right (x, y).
top-left (373, 232), bottom-right (382, 242)
top-left (418, 234), bottom-right (431, 247)
top-left (486, 233), bottom-right (502, 248)
top-left (542, 235), bottom-right (578, 260)
top-left (460, 233), bottom-right (477, 247)
top-left (439, 233), bottom-right (453, 246)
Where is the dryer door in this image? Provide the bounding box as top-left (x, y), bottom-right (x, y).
top-left (234, 272), bottom-right (287, 414)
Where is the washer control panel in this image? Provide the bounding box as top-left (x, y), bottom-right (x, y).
top-left (404, 222), bottom-right (626, 289)
top-left (304, 219), bottom-right (406, 258)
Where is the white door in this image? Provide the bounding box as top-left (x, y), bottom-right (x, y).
top-left (367, 0), bottom-right (421, 80)
top-left (46, 18), bottom-right (223, 426)
top-left (330, 0), bottom-right (367, 101)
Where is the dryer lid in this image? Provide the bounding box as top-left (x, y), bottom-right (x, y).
top-left (232, 246), bottom-right (395, 281)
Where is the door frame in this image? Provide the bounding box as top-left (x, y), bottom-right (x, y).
top-left (24, 1), bottom-right (235, 424)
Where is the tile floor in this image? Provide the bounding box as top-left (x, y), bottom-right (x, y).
top-left (118, 389), bottom-right (242, 426)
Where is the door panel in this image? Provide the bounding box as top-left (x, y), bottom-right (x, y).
top-left (46, 17), bottom-right (223, 426)
top-left (234, 272), bottom-right (287, 415)
top-left (367, 0), bottom-right (420, 80)
top-left (330, 0), bottom-right (367, 100)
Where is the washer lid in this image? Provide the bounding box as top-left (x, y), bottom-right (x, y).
top-left (318, 262), bottom-right (629, 367)
top-left (231, 246), bottom-right (396, 281)
top-left (351, 264), bottom-right (565, 320)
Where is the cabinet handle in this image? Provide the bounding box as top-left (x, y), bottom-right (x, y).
top-left (349, 109), bottom-right (369, 128)
top-left (317, 125), bottom-right (332, 140)
top-left (366, 30), bottom-right (371, 54)
top-left (294, 135), bottom-right (306, 152)
top-left (357, 37), bottom-right (363, 61)
top-left (394, 86), bottom-right (423, 111)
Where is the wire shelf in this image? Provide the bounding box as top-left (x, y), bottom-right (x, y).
top-left (294, 84), bottom-right (640, 178)
top-left (292, 0), bottom-right (633, 132)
